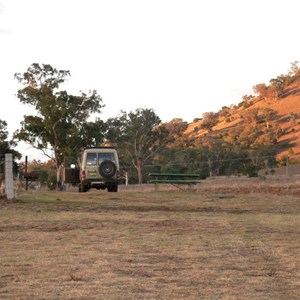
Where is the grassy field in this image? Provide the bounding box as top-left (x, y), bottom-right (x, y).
top-left (0, 188), bottom-right (299, 299)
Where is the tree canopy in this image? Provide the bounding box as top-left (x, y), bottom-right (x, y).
top-left (14, 63), bottom-right (104, 188)
top-left (0, 119), bottom-right (21, 176)
top-left (105, 108), bottom-right (169, 184)
top-left (11, 61), bottom-right (299, 187)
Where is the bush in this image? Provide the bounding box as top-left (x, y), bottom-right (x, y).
top-left (193, 118), bottom-right (202, 122)
top-left (47, 175), bottom-right (57, 190)
top-left (278, 155), bottom-right (289, 166)
top-left (240, 164), bottom-right (258, 177)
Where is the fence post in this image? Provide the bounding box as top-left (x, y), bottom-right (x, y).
top-left (5, 153), bottom-right (14, 200)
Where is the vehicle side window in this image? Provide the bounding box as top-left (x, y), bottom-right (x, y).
top-left (86, 153), bottom-right (97, 166)
top-left (98, 153), bottom-right (115, 163)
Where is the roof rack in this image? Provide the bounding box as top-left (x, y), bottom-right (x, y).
top-left (83, 146), bottom-right (115, 150)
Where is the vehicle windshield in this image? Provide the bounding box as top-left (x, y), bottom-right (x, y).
top-left (86, 152), bottom-right (116, 166)
top-left (86, 153), bottom-right (97, 166)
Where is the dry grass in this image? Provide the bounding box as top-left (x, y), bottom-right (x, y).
top-left (121, 174), bottom-right (300, 196)
top-left (185, 94), bottom-right (300, 159)
top-left (0, 187), bottom-right (299, 299)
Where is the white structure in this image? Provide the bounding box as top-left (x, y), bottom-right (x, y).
top-left (5, 153), bottom-right (14, 200)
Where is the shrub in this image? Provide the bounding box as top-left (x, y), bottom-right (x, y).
top-left (278, 155), bottom-right (289, 166)
top-left (240, 164), bottom-right (258, 177)
top-left (47, 175), bottom-right (57, 190)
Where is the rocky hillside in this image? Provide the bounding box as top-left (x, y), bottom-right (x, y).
top-left (185, 83), bottom-right (300, 161)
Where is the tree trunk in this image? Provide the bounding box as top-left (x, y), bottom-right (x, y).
top-left (137, 160), bottom-right (143, 184)
top-left (207, 158), bottom-right (213, 177)
top-left (56, 163), bottom-right (63, 191)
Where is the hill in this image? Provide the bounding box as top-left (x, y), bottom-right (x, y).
top-left (185, 82), bottom-right (300, 162)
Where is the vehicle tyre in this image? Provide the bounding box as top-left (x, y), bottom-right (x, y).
top-left (99, 160), bottom-right (117, 178)
top-left (82, 184), bottom-right (88, 192)
top-left (107, 184), bottom-right (118, 192)
top-left (79, 183), bottom-right (88, 192)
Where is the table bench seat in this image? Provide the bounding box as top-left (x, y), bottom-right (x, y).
top-left (149, 179), bottom-right (201, 184)
top-left (148, 173), bottom-right (201, 191)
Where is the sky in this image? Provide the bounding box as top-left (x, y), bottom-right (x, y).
top-left (1, 0), bottom-right (300, 161)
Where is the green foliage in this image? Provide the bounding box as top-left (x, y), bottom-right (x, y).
top-left (150, 147), bottom-right (209, 179)
top-left (10, 61), bottom-right (298, 186)
top-left (47, 175), bottom-right (57, 190)
top-left (30, 169), bottom-right (49, 186)
top-left (0, 119), bottom-right (21, 176)
top-left (239, 95), bottom-right (254, 108)
top-left (164, 119), bottom-right (188, 138)
top-left (253, 83), bottom-right (268, 99)
top-left (218, 106), bottom-right (231, 122)
top-left (253, 63), bottom-right (300, 101)
top-left (260, 108), bottom-right (278, 129)
top-left (240, 163), bottom-right (258, 177)
top-left (106, 108), bottom-right (169, 184)
top-left (14, 64), bottom-right (104, 160)
top-left (14, 63), bottom-right (104, 189)
top-left (269, 75), bottom-right (287, 99)
top-left (200, 112), bottom-right (219, 131)
top-left (278, 155), bottom-right (289, 166)
top-left (151, 132), bottom-right (278, 179)
top-left (193, 118), bottom-right (202, 122)
top-left (289, 61), bottom-right (300, 78)
top-left (241, 108), bottom-right (259, 125)
top-left (242, 94), bottom-right (254, 102)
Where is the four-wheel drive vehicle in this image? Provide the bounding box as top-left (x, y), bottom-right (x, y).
top-left (63, 147), bottom-right (120, 192)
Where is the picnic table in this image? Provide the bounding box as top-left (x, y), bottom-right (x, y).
top-left (148, 173), bottom-right (201, 191)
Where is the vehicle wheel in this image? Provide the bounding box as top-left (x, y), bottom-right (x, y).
top-left (79, 183), bottom-right (88, 192)
top-left (107, 184), bottom-right (118, 192)
top-left (99, 160), bottom-right (117, 178)
top-left (82, 184), bottom-right (88, 192)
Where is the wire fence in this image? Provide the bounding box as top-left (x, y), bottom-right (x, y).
top-left (142, 154), bottom-right (278, 168)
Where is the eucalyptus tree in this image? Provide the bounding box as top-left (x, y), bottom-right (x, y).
top-left (200, 112), bottom-right (219, 132)
top-left (163, 118), bottom-right (189, 147)
top-left (14, 63), bottom-right (104, 189)
top-left (260, 108), bottom-right (278, 129)
top-left (105, 108), bottom-right (169, 184)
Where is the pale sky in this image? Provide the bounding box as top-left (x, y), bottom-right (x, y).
top-left (1, 0), bottom-right (300, 160)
